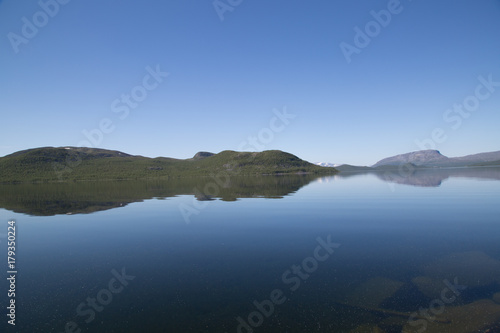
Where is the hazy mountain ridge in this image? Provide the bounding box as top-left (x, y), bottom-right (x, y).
top-left (372, 150), bottom-right (449, 167)
top-left (452, 151), bottom-right (500, 164)
top-left (372, 150), bottom-right (500, 168)
top-left (322, 149), bottom-right (500, 173)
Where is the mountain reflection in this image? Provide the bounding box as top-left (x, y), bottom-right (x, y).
top-left (345, 167), bottom-right (500, 187)
top-left (2, 168), bottom-right (499, 216)
top-left (0, 175), bottom-right (318, 216)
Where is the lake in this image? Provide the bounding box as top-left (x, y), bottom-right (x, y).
top-left (1, 168), bottom-right (500, 333)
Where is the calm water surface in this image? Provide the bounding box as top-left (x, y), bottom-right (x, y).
top-left (1, 169), bottom-right (500, 332)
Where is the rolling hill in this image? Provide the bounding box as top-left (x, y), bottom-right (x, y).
top-left (0, 147), bottom-right (337, 183)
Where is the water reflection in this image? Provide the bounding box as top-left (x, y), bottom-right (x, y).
top-left (1, 168), bottom-right (500, 216)
top-left (0, 174), bottom-right (318, 216)
top-left (339, 167), bottom-right (500, 187)
top-left (2, 168), bottom-right (500, 332)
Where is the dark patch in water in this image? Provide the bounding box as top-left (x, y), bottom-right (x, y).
top-left (461, 282), bottom-right (500, 303)
top-left (379, 282), bottom-right (430, 312)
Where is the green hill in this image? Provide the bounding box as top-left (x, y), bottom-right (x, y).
top-left (0, 147), bottom-right (337, 183)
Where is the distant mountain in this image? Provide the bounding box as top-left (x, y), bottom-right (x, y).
top-left (0, 147), bottom-right (337, 183)
top-left (471, 159), bottom-right (500, 167)
top-left (335, 164), bottom-right (373, 172)
top-left (372, 150), bottom-right (449, 167)
top-left (372, 150), bottom-right (500, 168)
top-left (453, 152), bottom-right (500, 166)
top-left (315, 162), bottom-right (339, 168)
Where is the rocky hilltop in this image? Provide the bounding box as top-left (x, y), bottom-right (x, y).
top-left (372, 150), bottom-right (449, 167)
top-left (372, 150), bottom-right (500, 168)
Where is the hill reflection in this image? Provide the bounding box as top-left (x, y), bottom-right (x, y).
top-left (339, 167), bottom-right (500, 187)
top-left (0, 175), bottom-right (318, 216)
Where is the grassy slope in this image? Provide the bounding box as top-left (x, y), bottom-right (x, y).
top-left (0, 147), bottom-right (336, 183)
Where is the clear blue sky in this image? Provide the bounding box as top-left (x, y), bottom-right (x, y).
top-left (1, 0), bottom-right (499, 166)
